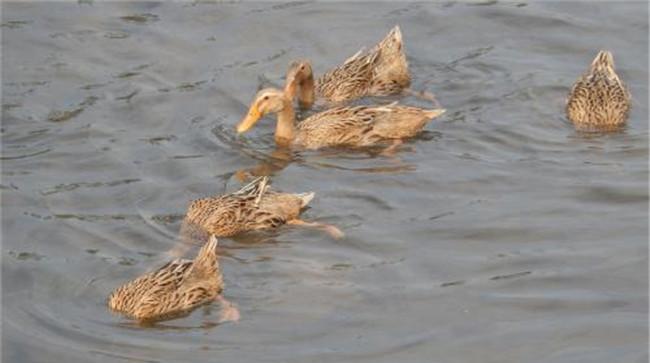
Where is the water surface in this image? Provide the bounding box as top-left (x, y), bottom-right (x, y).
top-left (2, 2), bottom-right (648, 363)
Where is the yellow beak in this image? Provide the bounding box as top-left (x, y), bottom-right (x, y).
top-left (237, 104), bottom-right (262, 133)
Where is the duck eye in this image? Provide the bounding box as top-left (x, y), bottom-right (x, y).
top-left (263, 96), bottom-right (269, 100)
top-left (300, 65), bottom-right (305, 70)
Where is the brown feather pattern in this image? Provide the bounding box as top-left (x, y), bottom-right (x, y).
top-left (183, 177), bottom-right (313, 237)
top-left (315, 26), bottom-right (411, 103)
top-left (292, 103), bottom-right (444, 149)
top-left (107, 238), bottom-right (222, 323)
top-left (566, 50), bottom-right (631, 131)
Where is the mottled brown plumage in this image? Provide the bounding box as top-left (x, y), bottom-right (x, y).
top-left (368, 25), bottom-right (411, 97)
top-left (566, 50), bottom-right (631, 131)
top-left (284, 26), bottom-right (410, 107)
top-left (183, 177), bottom-right (314, 237)
top-left (237, 88), bottom-right (445, 150)
top-left (107, 236), bottom-right (222, 323)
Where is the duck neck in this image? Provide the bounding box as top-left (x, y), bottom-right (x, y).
top-left (298, 74), bottom-right (315, 109)
top-left (275, 99), bottom-right (296, 145)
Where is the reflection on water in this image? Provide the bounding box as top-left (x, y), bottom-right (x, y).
top-left (2, 1), bottom-right (648, 363)
top-left (232, 146), bottom-right (296, 181)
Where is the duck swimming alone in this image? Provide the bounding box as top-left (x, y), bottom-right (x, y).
top-left (182, 177), bottom-right (343, 239)
top-left (284, 25), bottom-right (410, 108)
top-left (566, 50), bottom-right (631, 131)
top-left (236, 87), bottom-right (445, 150)
top-left (108, 236), bottom-right (232, 323)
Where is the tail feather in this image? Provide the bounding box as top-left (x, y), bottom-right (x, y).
top-left (423, 109), bottom-right (446, 119)
top-left (295, 192), bottom-right (315, 208)
top-left (591, 50), bottom-right (614, 69)
top-left (590, 50), bottom-right (618, 80)
top-left (235, 176), bottom-right (269, 196)
top-left (377, 25), bottom-right (403, 51)
top-left (190, 236), bottom-right (219, 277)
top-left (371, 25), bottom-right (410, 91)
top-left (344, 48), bottom-right (365, 65)
top-left (390, 25), bottom-right (402, 42)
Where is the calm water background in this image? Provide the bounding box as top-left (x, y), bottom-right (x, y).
top-left (2, 1), bottom-right (648, 362)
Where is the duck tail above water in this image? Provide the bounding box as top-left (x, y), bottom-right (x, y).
top-left (295, 192), bottom-right (315, 208)
top-left (190, 236), bottom-right (219, 277)
top-left (423, 109), bottom-right (446, 119)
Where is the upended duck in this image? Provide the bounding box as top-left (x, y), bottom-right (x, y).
top-left (283, 25), bottom-right (411, 108)
top-left (108, 236), bottom-right (238, 324)
top-left (566, 50), bottom-right (631, 131)
top-left (181, 176), bottom-right (343, 239)
top-left (236, 87), bottom-right (445, 150)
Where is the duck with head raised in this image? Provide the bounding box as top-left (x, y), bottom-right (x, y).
top-left (237, 87), bottom-right (445, 150)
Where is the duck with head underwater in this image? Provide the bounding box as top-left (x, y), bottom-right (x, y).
top-left (282, 26), bottom-right (411, 108)
top-left (566, 50), bottom-right (631, 131)
top-left (181, 176), bottom-right (343, 240)
top-left (108, 236), bottom-right (239, 324)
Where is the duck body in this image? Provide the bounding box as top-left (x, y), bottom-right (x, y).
top-left (566, 50), bottom-right (631, 131)
top-left (286, 26), bottom-right (411, 107)
top-left (293, 103), bottom-right (443, 149)
top-left (183, 177), bottom-right (314, 237)
top-left (108, 237), bottom-right (222, 323)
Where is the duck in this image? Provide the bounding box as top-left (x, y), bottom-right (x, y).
top-left (108, 236), bottom-right (235, 324)
top-left (283, 25), bottom-right (410, 108)
top-left (566, 50), bottom-right (631, 131)
top-left (236, 88), bottom-right (445, 150)
top-left (182, 176), bottom-right (343, 239)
